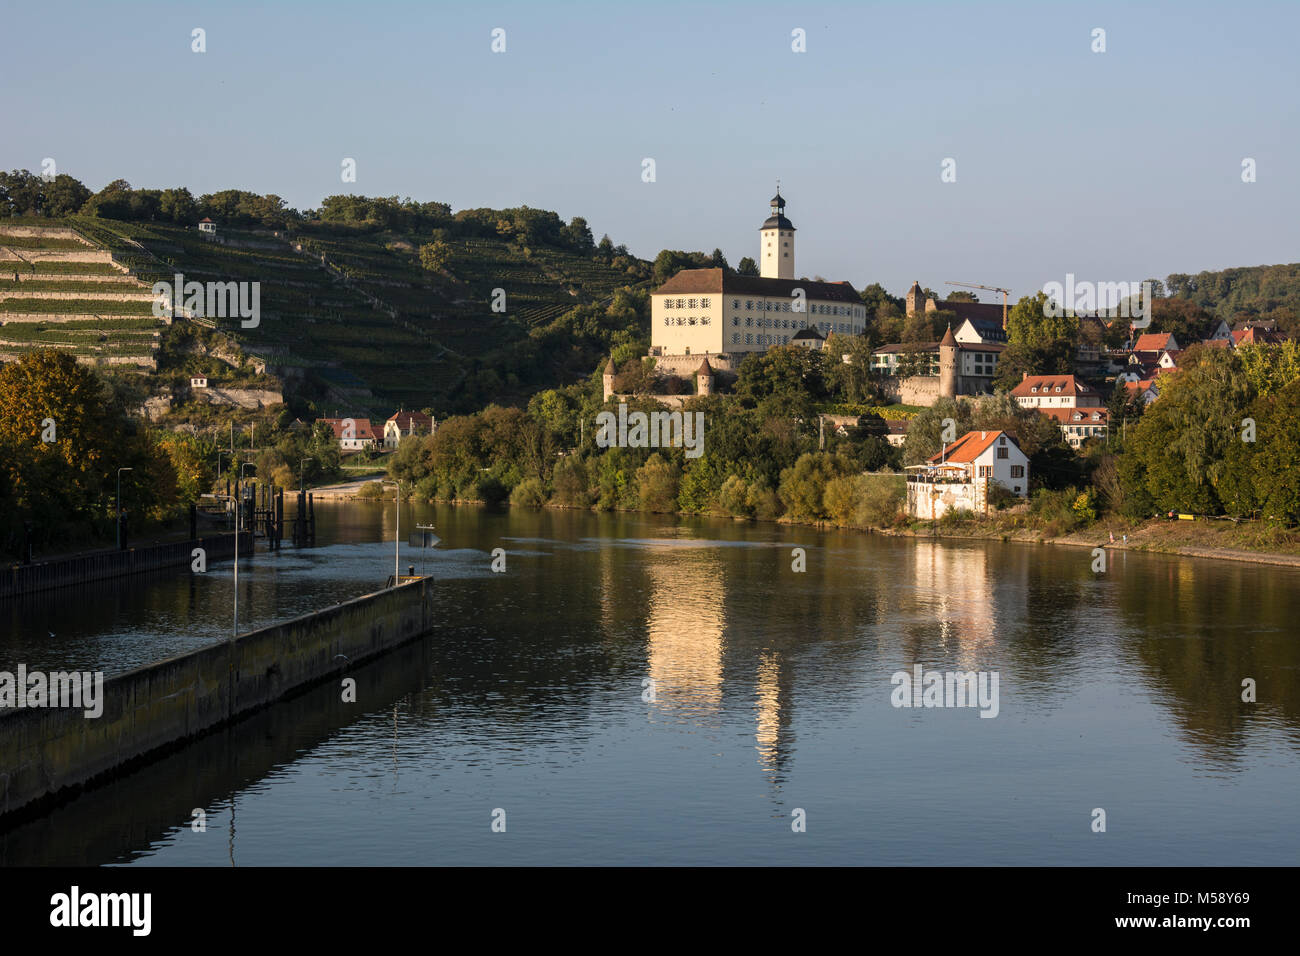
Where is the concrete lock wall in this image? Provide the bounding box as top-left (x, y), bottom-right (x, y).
top-left (0, 533), bottom-right (251, 600)
top-left (0, 577), bottom-right (434, 820)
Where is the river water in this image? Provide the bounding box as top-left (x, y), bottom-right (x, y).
top-left (2, 502), bottom-right (1298, 865)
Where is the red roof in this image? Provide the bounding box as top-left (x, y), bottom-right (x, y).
top-left (928, 430), bottom-right (1016, 464)
top-left (319, 417), bottom-right (377, 441)
top-left (1232, 327), bottom-right (1289, 346)
top-left (1040, 407), bottom-right (1109, 424)
top-left (386, 410), bottom-right (433, 431)
top-left (199, 217), bottom-right (214, 223)
top-left (1133, 332), bottom-right (1177, 352)
top-left (1010, 374), bottom-right (1095, 398)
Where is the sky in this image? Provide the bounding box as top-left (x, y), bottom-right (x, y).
top-left (2, 0), bottom-right (1297, 302)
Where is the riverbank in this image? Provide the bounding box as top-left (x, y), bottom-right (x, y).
top-left (883, 514), bottom-right (1300, 568)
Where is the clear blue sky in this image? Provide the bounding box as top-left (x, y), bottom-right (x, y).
top-left (3, 0), bottom-right (1296, 302)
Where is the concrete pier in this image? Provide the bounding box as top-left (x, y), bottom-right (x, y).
top-left (0, 577), bottom-right (434, 821)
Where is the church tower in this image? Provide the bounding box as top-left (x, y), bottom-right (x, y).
top-left (759, 189), bottom-right (795, 279)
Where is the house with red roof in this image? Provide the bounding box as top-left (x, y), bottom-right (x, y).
top-left (1133, 332), bottom-right (1179, 353)
top-left (1011, 374), bottom-right (1103, 409)
top-left (1040, 406), bottom-right (1109, 448)
top-left (318, 417), bottom-right (378, 451)
top-left (383, 409), bottom-right (435, 448)
top-left (905, 430), bottom-right (1029, 519)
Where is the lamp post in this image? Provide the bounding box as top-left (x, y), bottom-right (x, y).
top-left (234, 463), bottom-right (255, 638)
top-left (116, 467), bottom-right (133, 550)
top-left (383, 479), bottom-right (401, 585)
top-left (299, 458), bottom-right (313, 495)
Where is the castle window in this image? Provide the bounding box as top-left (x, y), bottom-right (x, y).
top-left (745, 317), bottom-right (753, 327)
top-left (676, 299), bottom-right (684, 308)
top-left (745, 334), bottom-right (753, 345)
top-left (702, 317), bottom-right (710, 325)
top-left (732, 317), bottom-right (739, 326)
top-left (783, 242), bottom-right (788, 247)
top-left (732, 333), bottom-right (740, 344)
top-left (663, 317), bottom-right (670, 326)
top-left (688, 298), bottom-right (697, 309)
top-left (782, 302), bottom-right (790, 312)
top-left (701, 298), bottom-right (710, 308)
top-left (783, 253), bottom-right (789, 257)
top-left (746, 300), bottom-right (753, 310)
top-left (732, 299), bottom-right (739, 308)
top-left (688, 317), bottom-right (696, 325)
top-left (665, 299), bottom-right (674, 309)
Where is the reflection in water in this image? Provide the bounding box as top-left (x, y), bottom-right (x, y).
top-left (754, 651), bottom-right (782, 775)
top-left (644, 543), bottom-right (726, 720)
top-left (2, 505), bottom-right (1298, 866)
top-left (911, 542), bottom-right (995, 671)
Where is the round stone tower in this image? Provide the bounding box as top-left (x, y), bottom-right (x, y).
top-left (939, 325), bottom-right (958, 399)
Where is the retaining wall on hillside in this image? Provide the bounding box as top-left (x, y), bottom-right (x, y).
top-left (0, 577), bottom-right (434, 820)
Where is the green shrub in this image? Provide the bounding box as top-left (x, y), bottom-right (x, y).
top-left (357, 480), bottom-right (384, 499)
top-left (510, 476), bottom-right (547, 508)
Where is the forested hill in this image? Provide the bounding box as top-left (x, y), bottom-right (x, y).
top-left (1160, 262), bottom-right (1300, 327)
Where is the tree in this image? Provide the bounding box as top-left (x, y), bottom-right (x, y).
top-left (419, 240), bottom-right (453, 273)
top-left (563, 216), bottom-right (594, 252)
top-left (737, 257), bottom-right (759, 277)
top-left (945, 290), bottom-right (978, 302)
top-left (710, 248), bottom-right (730, 271)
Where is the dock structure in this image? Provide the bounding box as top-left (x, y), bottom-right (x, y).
top-left (0, 577), bottom-right (435, 822)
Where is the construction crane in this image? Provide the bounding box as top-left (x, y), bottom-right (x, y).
top-left (945, 281), bottom-right (1011, 326)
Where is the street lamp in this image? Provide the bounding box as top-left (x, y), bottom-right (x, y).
top-left (299, 458), bottom-right (313, 495)
top-left (116, 467), bottom-right (133, 550)
top-left (234, 463), bottom-right (256, 638)
top-left (382, 479), bottom-right (401, 585)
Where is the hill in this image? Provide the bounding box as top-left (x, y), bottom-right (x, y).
top-left (0, 209), bottom-right (653, 420)
top-left (1161, 262), bottom-right (1300, 331)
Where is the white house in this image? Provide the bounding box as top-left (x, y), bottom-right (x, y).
top-left (319, 417), bottom-right (378, 451)
top-left (384, 409), bottom-right (435, 448)
top-left (1040, 407), bottom-right (1109, 448)
top-left (1011, 374), bottom-right (1103, 409)
top-left (905, 430), bottom-right (1029, 519)
top-left (198, 218), bottom-right (217, 237)
top-left (190, 376), bottom-right (208, 388)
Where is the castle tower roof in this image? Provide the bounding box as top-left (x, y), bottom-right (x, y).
top-left (696, 357), bottom-right (714, 376)
top-left (604, 356), bottom-right (616, 375)
top-left (940, 325), bottom-right (957, 347)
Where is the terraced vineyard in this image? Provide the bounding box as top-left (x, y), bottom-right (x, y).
top-left (0, 214), bottom-right (650, 413)
top-left (0, 224), bottom-right (162, 368)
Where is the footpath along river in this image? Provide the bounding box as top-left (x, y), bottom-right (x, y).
top-left (2, 501), bottom-right (1297, 865)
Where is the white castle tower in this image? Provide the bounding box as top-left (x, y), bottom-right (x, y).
top-left (759, 189), bottom-right (795, 280)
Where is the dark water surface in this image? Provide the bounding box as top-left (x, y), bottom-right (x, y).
top-left (2, 503), bottom-right (1298, 865)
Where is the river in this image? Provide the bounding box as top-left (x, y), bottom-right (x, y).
top-left (2, 502), bottom-right (1297, 865)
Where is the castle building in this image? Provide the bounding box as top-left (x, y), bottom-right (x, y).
top-left (871, 325), bottom-right (1003, 405)
top-left (648, 191), bottom-right (865, 373)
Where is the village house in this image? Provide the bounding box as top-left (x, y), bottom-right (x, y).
top-left (1011, 374), bottom-right (1103, 409)
top-left (319, 417), bottom-right (378, 451)
top-left (384, 409), bottom-right (435, 448)
top-left (198, 218), bottom-right (217, 238)
top-left (1040, 406), bottom-right (1109, 448)
top-left (190, 376), bottom-right (208, 388)
top-left (905, 430), bottom-right (1029, 519)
